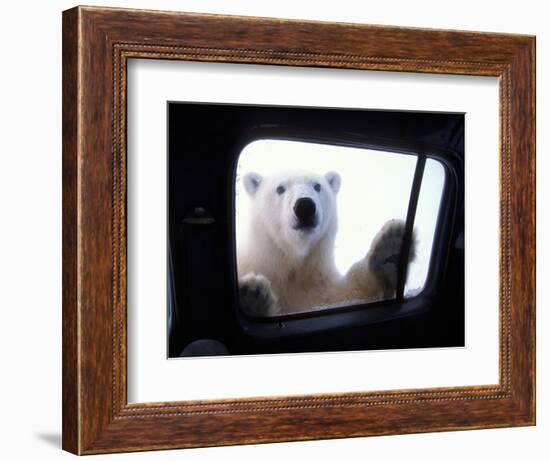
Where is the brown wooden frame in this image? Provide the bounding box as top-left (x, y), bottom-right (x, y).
top-left (62, 5), bottom-right (536, 455)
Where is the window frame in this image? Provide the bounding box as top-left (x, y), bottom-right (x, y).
top-left (231, 126), bottom-right (463, 340)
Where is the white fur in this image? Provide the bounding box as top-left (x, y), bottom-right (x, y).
top-left (238, 170), bottom-right (414, 316)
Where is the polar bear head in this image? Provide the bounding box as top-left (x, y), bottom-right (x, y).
top-left (243, 170), bottom-right (341, 259)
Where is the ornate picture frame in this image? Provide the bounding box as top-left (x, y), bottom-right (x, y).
top-left (62, 5), bottom-right (535, 454)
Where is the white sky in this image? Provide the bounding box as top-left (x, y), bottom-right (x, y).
top-left (235, 139), bottom-right (445, 296)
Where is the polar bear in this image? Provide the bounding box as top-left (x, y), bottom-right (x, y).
top-left (237, 170), bottom-right (415, 317)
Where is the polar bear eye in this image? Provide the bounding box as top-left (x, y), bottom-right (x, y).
top-left (314, 183), bottom-right (321, 192)
top-left (276, 185), bottom-right (286, 195)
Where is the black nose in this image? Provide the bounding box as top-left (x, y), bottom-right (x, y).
top-left (294, 197), bottom-right (316, 220)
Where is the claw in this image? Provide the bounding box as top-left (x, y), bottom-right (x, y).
top-left (238, 273), bottom-right (279, 317)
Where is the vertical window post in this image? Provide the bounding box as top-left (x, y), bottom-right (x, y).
top-left (396, 154), bottom-right (426, 301)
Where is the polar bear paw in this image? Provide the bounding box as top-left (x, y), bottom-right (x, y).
top-left (367, 219), bottom-right (417, 291)
top-left (238, 273), bottom-right (281, 317)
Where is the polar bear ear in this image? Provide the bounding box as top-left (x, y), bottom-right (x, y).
top-left (243, 172), bottom-right (263, 196)
top-left (325, 172), bottom-right (341, 194)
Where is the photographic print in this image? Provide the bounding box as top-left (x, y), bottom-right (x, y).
top-left (167, 103), bottom-right (464, 358)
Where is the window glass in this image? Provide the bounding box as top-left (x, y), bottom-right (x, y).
top-left (404, 158), bottom-right (446, 297)
top-left (235, 139), bottom-right (442, 316)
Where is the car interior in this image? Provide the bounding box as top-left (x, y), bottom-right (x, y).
top-left (168, 102), bottom-right (464, 358)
